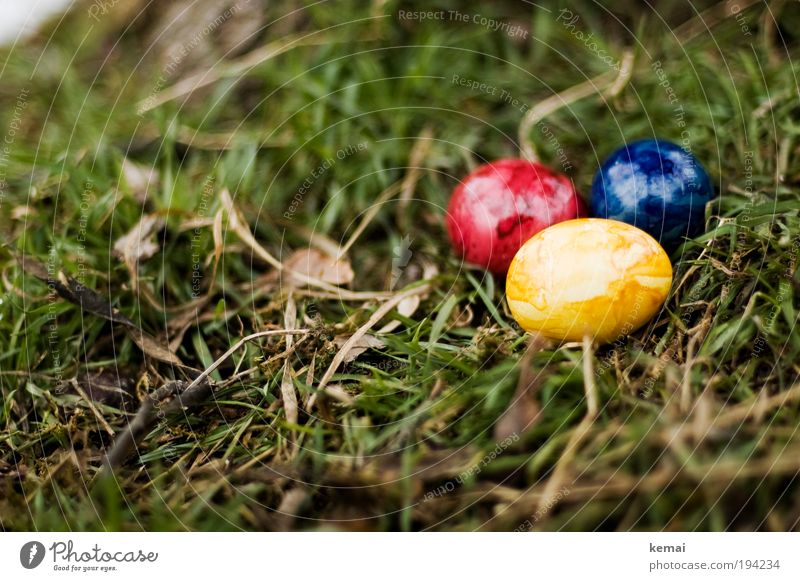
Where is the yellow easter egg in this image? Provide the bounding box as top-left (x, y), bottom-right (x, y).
top-left (506, 218), bottom-right (672, 344)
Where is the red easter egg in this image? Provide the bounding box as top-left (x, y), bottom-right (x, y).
top-left (446, 159), bottom-right (586, 274)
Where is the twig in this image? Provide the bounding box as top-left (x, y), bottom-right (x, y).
top-left (101, 329), bottom-right (309, 470)
top-left (101, 380), bottom-right (186, 471)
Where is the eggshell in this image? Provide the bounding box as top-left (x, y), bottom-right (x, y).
top-left (590, 139), bottom-right (714, 247)
top-left (506, 218), bottom-right (672, 343)
top-left (447, 159), bottom-right (586, 274)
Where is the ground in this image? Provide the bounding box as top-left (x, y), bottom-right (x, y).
top-left (1, 0), bottom-right (800, 531)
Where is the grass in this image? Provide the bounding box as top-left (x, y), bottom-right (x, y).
top-left (1, 0), bottom-right (800, 531)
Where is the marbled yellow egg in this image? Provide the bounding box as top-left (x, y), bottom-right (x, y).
top-left (506, 218), bottom-right (672, 344)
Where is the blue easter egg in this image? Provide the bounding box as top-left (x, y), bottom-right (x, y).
top-left (590, 139), bottom-right (714, 247)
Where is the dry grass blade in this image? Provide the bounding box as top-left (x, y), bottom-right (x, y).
top-left (166, 295), bottom-right (213, 352)
top-left (292, 289), bottom-right (394, 301)
top-left (680, 303), bottom-right (715, 412)
top-left (220, 189), bottom-right (384, 300)
top-left (322, 384), bottom-right (355, 406)
top-left (672, 0), bottom-right (763, 43)
top-left (70, 379), bottom-right (115, 437)
top-left (221, 188), bottom-right (283, 271)
top-left (112, 211), bottom-right (195, 315)
top-left (137, 30), bottom-right (338, 113)
top-left (270, 487), bottom-right (310, 531)
top-left (397, 125), bottom-right (434, 230)
top-left (281, 294), bottom-right (299, 426)
top-left (210, 207), bottom-right (224, 293)
top-left (181, 328), bottom-right (311, 396)
top-left (281, 365), bottom-right (298, 426)
top-left (277, 220), bottom-right (342, 257)
top-left (337, 181), bottom-right (403, 259)
top-left (377, 294), bottom-right (420, 333)
top-left (113, 214), bottom-right (169, 314)
top-left (518, 50), bottom-right (633, 162)
top-left (535, 334), bottom-right (598, 514)
top-left (113, 214), bottom-right (164, 264)
top-left (307, 283), bottom-right (431, 410)
top-left (25, 451), bottom-right (80, 504)
top-left (128, 330), bottom-right (184, 367)
top-left (714, 382), bottom-right (800, 429)
top-left (494, 333), bottom-right (546, 441)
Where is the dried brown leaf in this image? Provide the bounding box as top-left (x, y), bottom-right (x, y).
top-left (73, 370), bottom-right (135, 409)
top-left (129, 331), bottom-right (184, 367)
top-left (122, 158), bottom-right (159, 203)
top-left (221, 190), bottom-right (384, 300)
top-left (281, 365), bottom-right (299, 425)
top-left (113, 214), bottom-right (164, 264)
top-left (332, 333), bottom-right (386, 363)
top-left (284, 247), bottom-right (354, 287)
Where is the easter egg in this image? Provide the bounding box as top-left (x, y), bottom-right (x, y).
top-left (590, 139), bottom-right (714, 247)
top-left (446, 159), bottom-right (586, 275)
top-left (506, 218), bottom-right (672, 344)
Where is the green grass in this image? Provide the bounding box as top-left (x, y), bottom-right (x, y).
top-left (1, 0), bottom-right (800, 531)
